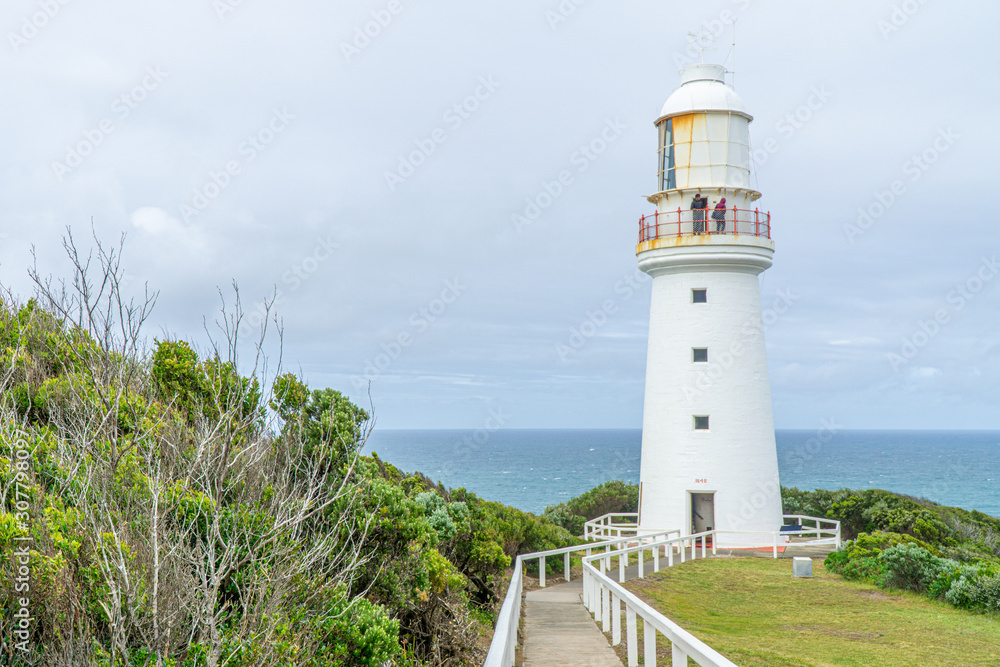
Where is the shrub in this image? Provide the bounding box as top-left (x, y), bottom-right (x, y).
top-left (846, 531), bottom-right (937, 560)
top-left (542, 502), bottom-right (584, 536)
top-left (542, 480), bottom-right (638, 536)
top-left (972, 574), bottom-right (1000, 612)
top-left (880, 543), bottom-right (952, 593)
top-left (566, 479), bottom-right (638, 520)
top-left (842, 556), bottom-right (889, 586)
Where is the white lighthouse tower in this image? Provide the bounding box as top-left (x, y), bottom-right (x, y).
top-left (636, 63), bottom-right (783, 546)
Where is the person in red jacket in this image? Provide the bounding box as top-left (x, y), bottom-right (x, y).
top-left (712, 197), bottom-right (727, 232)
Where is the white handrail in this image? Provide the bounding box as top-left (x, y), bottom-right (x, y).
top-left (583, 512), bottom-right (640, 540)
top-left (580, 518), bottom-right (840, 666)
top-left (483, 530), bottom-right (678, 667)
top-left (485, 514), bottom-right (840, 666)
top-left (583, 531), bottom-right (736, 666)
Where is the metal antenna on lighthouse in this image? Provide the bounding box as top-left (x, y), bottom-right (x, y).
top-left (687, 31), bottom-right (717, 63)
top-left (732, 20), bottom-right (737, 88)
top-left (722, 20), bottom-right (738, 88)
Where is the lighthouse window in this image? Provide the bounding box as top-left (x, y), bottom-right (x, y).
top-left (692, 289), bottom-right (707, 303)
top-left (658, 118), bottom-right (675, 191)
top-left (694, 416), bottom-right (710, 431)
top-left (693, 348), bottom-right (708, 363)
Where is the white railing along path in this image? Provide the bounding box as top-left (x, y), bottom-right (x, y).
top-left (485, 515), bottom-right (840, 667)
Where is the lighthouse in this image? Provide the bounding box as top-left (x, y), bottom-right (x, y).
top-left (636, 63), bottom-right (783, 546)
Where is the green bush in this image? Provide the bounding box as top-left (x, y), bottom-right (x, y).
top-left (543, 479), bottom-right (638, 536)
top-left (845, 530), bottom-right (937, 560)
top-left (879, 543), bottom-right (953, 593)
top-left (971, 574), bottom-right (1000, 612)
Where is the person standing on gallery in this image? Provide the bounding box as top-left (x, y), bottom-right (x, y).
top-left (712, 197), bottom-right (727, 232)
top-left (691, 193), bottom-right (707, 233)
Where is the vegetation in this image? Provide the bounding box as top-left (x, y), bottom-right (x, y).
top-left (0, 232), bottom-right (577, 666)
top-left (782, 487), bottom-right (1000, 615)
top-left (626, 557), bottom-right (1000, 666)
top-left (543, 479), bottom-right (638, 535)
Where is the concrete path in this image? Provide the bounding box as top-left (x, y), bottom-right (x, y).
top-left (521, 579), bottom-right (624, 667)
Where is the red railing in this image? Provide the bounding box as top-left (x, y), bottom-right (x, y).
top-left (637, 207), bottom-right (771, 243)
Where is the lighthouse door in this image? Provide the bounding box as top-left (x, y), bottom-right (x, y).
top-left (690, 493), bottom-right (715, 534)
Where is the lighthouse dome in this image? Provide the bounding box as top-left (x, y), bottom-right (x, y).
top-left (658, 63), bottom-right (751, 121)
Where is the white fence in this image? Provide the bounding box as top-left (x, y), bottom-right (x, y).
top-left (482, 530), bottom-right (677, 667)
top-left (484, 515), bottom-right (840, 667)
top-left (584, 512), bottom-right (639, 540)
top-left (583, 531), bottom-right (735, 666)
top-left (585, 512), bottom-right (840, 548)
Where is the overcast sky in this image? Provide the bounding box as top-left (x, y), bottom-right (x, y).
top-left (2, 1), bottom-right (998, 430)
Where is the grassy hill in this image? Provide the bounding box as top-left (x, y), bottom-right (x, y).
top-left (627, 557), bottom-right (1000, 667)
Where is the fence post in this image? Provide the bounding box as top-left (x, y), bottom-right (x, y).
top-left (539, 555), bottom-right (546, 587)
top-left (564, 551), bottom-right (571, 583)
top-left (668, 542), bottom-right (674, 567)
top-left (644, 618), bottom-right (657, 667)
top-left (653, 543), bottom-right (660, 572)
top-left (603, 586), bottom-right (611, 632)
top-left (701, 536), bottom-right (706, 559)
top-left (590, 574), bottom-right (598, 618)
top-left (672, 643), bottom-right (688, 666)
top-left (612, 594), bottom-right (622, 646)
top-left (619, 552), bottom-right (626, 583)
top-left (772, 533), bottom-right (778, 559)
top-left (638, 546), bottom-right (644, 579)
top-left (626, 607), bottom-right (638, 667)
top-left (712, 532), bottom-right (717, 555)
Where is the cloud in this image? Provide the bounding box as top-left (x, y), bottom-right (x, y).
top-left (129, 207), bottom-right (205, 252)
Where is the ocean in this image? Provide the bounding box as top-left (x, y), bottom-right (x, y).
top-left (364, 429), bottom-right (1000, 519)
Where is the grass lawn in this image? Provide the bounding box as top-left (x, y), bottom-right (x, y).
top-left (624, 556), bottom-right (1000, 667)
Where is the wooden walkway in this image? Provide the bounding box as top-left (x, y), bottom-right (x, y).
top-left (521, 579), bottom-right (624, 667)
